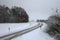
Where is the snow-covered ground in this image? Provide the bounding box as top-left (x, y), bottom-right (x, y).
top-left (0, 22), bottom-right (55, 40)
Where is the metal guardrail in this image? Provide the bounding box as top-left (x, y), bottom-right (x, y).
top-left (0, 23), bottom-right (43, 40)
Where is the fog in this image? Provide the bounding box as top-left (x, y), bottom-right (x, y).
top-left (0, 0), bottom-right (60, 40)
top-left (0, 0), bottom-right (60, 20)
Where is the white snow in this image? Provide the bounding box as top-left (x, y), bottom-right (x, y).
top-left (0, 22), bottom-right (55, 40)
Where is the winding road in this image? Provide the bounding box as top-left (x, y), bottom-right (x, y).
top-left (0, 23), bottom-right (43, 40)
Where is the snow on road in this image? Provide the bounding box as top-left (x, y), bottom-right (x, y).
top-left (0, 22), bottom-right (55, 40)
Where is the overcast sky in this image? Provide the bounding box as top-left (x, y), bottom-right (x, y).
top-left (0, 0), bottom-right (59, 40)
top-left (0, 0), bottom-right (60, 20)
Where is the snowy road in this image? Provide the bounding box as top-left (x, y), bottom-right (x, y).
top-left (0, 23), bottom-right (42, 40)
top-left (0, 22), bottom-right (55, 40)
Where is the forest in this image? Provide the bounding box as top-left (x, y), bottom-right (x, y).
top-left (0, 5), bottom-right (29, 23)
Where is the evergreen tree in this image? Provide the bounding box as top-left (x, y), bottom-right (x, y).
top-left (11, 6), bottom-right (29, 23)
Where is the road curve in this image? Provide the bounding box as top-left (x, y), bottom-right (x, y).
top-left (0, 23), bottom-right (43, 40)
